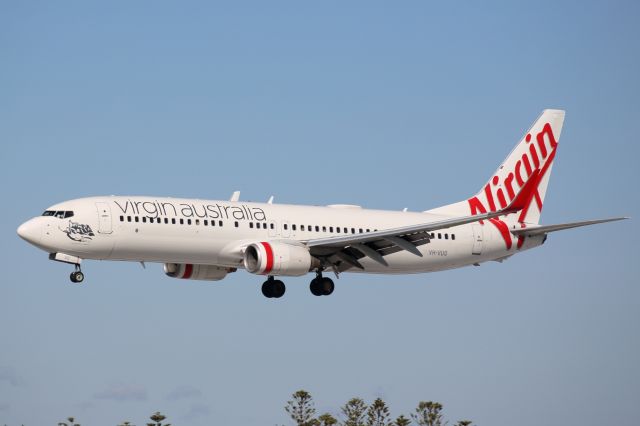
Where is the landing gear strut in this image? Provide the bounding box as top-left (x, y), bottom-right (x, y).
top-left (262, 276), bottom-right (285, 298)
top-left (69, 264), bottom-right (84, 283)
top-left (310, 272), bottom-right (334, 296)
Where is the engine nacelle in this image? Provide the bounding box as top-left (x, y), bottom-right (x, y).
top-left (243, 242), bottom-right (315, 276)
top-left (164, 263), bottom-right (234, 281)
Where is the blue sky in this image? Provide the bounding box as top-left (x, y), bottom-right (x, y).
top-left (1, 1), bottom-right (638, 425)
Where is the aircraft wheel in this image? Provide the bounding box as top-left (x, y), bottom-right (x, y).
top-left (262, 280), bottom-right (274, 298)
top-left (70, 271), bottom-right (84, 283)
top-left (310, 278), bottom-right (323, 296)
top-left (273, 280), bottom-right (286, 298)
top-left (321, 277), bottom-right (334, 296)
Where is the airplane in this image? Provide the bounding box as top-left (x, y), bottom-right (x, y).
top-left (17, 109), bottom-right (627, 298)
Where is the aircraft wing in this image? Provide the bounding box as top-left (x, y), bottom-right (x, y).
top-left (304, 209), bottom-right (512, 270)
top-left (510, 217), bottom-right (628, 237)
top-left (303, 170), bottom-right (541, 271)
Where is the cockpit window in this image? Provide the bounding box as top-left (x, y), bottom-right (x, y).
top-left (42, 210), bottom-right (74, 218)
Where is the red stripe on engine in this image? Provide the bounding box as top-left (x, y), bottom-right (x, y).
top-left (182, 264), bottom-right (193, 279)
top-left (261, 242), bottom-right (274, 274)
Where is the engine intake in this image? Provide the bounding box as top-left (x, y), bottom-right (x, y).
top-left (243, 242), bottom-right (315, 276)
top-left (164, 263), bottom-right (235, 281)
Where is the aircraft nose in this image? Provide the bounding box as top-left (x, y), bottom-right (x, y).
top-left (17, 218), bottom-right (42, 245)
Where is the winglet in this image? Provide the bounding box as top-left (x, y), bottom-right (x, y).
top-left (503, 169), bottom-right (540, 213)
top-left (230, 191), bottom-right (240, 202)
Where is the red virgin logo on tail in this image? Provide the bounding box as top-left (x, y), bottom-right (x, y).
top-left (467, 123), bottom-right (559, 249)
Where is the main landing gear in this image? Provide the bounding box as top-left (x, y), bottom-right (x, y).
top-left (262, 276), bottom-right (286, 298)
top-left (69, 264), bottom-right (84, 283)
top-left (310, 272), bottom-right (334, 296)
top-left (260, 272), bottom-right (335, 298)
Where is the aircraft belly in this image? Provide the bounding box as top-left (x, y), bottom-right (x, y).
top-left (111, 234), bottom-right (226, 264)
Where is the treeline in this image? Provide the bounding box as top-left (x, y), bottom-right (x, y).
top-left (285, 389), bottom-right (473, 426)
top-left (12, 391), bottom-right (472, 425)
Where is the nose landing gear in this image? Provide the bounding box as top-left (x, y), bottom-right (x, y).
top-left (69, 264), bottom-right (84, 283)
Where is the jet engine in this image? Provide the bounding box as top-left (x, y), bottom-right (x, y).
top-left (164, 263), bottom-right (235, 281)
top-left (243, 242), bottom-right (316, 276)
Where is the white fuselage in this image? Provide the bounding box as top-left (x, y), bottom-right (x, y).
top-left (18, 196), bottom-right (545, 275)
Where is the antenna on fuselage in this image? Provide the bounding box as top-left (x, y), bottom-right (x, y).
top-left (267, 195), bottom-right (274, 204)
top-left (230, 191), bottom-right (240, 202)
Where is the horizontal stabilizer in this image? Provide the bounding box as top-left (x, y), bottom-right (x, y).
top-left (511, 217), bottom-right (628, 237)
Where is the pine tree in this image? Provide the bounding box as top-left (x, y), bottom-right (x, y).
top-left (285, 390), bottom-right (317, 426)
top-left (394, 415), bottom-right (411, 426)
top-left (366, 398), bottom-right (391, 426)
top-left (411, 401), bottom-right (445, 426)
top-left (146, 411), bottom-right (170, 426)
top-left (340, 398), bottom-right (367, 426)
top-left (318, 413), bottom-right (338, 426)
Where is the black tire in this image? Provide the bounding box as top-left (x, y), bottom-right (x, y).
top-left (273, 280), bottom-right (286, 298)
top-left (321, 277), bottom-right (334, 296)
top-left (71, 271), bottom-right (84, 283)
top-left (310, 278), bottom-right (323, 296)
top-left (70, 272), bottom-right (77, 283)
top-left (261, 281), bottom-right (273, 298)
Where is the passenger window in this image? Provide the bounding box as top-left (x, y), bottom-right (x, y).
top-left (438, 233), bottom-right (441, 239)
top-left (292, 224), bottom-right (297, 231)
top-left (270, 223), bottom-right (274, 230)
top-left (180, 219), bottom-right (184, 225)
top-left (301, 225), bottom-right (305, 231)
top-left (366, 229), bottom-right (370, 233)
top-left (120, 215), bottom-right (124, 222)
top-left (219, 220), bottom-right (223, 226)
top-left (344, 227), bottom-right (348, 233)
top-left (249, 222), bottom-right (254, 229)
top-left (234, 221), bottom-right (239, 227)
top-left (329, 227), bottom-right (333, 232)
top-left (322, 226), bottom-right (326, 232)
top-left (188, 219), bottom-right (192, 225)
top-left (142, 217), bottom-right (147, 223)
top-left (164, 218), bottom-right (169, 224)
top-left (172, 218), bottom-right (176, 224)
top-left (452, 234), bottom-right (455, 240)
top-left (127, 216), bottom-right (132, 222)
top-left (262, 223), bottom-right (267, 229)
top-left (315, 226), bottom-right (320, 232)
top-left (204, 220), bottom-right (208, 226)
top-left (351, 228), bottom-right (355, 234)
top-left (359, 228), bottom-right (363, 233)
top-left (445, 233), bottom-right (449, 240)
top-left (284, 224), bottom-right (288, 230)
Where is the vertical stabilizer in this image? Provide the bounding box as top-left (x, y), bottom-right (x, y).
top-left (428, 109), bottom-right (565, 225)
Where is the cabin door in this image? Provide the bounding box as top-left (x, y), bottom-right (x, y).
top-left (96, 202), bottom-right (113, 234)
top-left (471, 224), bottom-right (483, 255)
